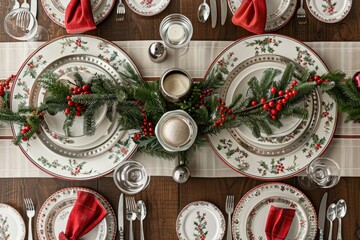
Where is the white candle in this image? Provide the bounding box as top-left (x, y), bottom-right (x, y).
top-left (167, 24), bottom-right (185, 44)
top-left (163, 73), bottom-right (190, 96)
top-left (161, 117), bottom-right (191, 147)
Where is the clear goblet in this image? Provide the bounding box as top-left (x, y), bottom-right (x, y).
top-left (298, 157), bottom-right (340, 190)
top-left (4, 8), bottom-right (49, 41)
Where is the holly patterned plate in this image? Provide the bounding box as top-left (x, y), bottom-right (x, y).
top-left (176, 201), bottom-right (226, 240)
top-left (11, 35), bottom-right (139, 180)
top-left (125, 0), bottom-right (170, 16)
top-left (41, 0), bottom-right (115, 28)
top-left (36, 187), bottom-right (116, 240)
top-left (233, 183), bottom-right (316, 240)
top-left (0, 204), bottom-right (25, 240)
top-left (245, 196), bottom-right (308, 240)
top-left (228, 0), bottom-right (297, 32)
top-left (306, 0), bottom-right (352, 23)
top-left (206, 34), bottom-right (337, 180)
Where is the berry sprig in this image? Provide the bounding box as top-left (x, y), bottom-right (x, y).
top-left (64, 84), bottom-right (92, 117)
top-left (213, 98), bottom-right (235, 127)
top-left (20, 111), bottom-right (45, 141)
top-left (0, 74), bottom-right (14, 96)
top-left (133, 108), bottom-right (155, 141)
top-left (308, 75), bottom-right (331, 85)
top-left (179, 86), bottom-right (212, 112)
top-left (249, 80), bottom-right (299, 120)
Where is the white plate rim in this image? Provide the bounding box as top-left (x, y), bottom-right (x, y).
top-left (0, 203), bottom-right (26, 240)
top-left (306, 0), bottom-right (352, 23)
top-left (125, 0), bottom-right (171, 16)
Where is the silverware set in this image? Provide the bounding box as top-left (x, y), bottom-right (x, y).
top-left (319, 193), bottom-right (347, 240)
top-left (24, 198), bottom-right (35, 240)
top-left (198, 0), bottom-right (227, 27)
top-left (121, 195), bottom-right (147, 240)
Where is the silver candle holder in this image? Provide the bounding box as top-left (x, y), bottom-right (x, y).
top-left (159, 68), bottom-right (193, 103)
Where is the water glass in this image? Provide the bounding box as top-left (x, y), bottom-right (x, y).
top-left (298, 157), bottom-right (340, 190)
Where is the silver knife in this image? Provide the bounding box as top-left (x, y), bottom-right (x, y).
top-left (210, 0), bottom-right (217, 28)
top-left (30, 0), bottom-right (37, 18)
top-left (220, 0), bottom-right (227, 25)
top-left (118, 193), bottom-right (124, 240)
top-left (318, 192), bottom-right (328, 240)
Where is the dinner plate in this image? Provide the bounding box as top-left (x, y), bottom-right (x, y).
top-left (11, 35), bottom-right (139, 180)
top-left (125, 0), bottom-right (170, 16)
top-left (37, 187), bottom-right (116, 240)
top-left (176, 201), bottom-right (226, 240)
top-left (206, 34), bottom-right (337, 180)
top-left (245, 196), bottom-right (308, 240)
top-left (0, 204), bottom-right (26, 240)
top-left (306, 0), bottom-right (352, 23)
top-left (232, 182), bottom-right (317, 240)
top-left (228, 0), bottom-right (297, 32)
top-left (42, 0), bottom-right (115, 28)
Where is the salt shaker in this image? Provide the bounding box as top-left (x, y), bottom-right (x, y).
top-left (148, 42), bottom-right (167, 63)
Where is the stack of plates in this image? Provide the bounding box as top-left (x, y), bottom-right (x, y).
top-left (11, 35), bottom-right (140, 180)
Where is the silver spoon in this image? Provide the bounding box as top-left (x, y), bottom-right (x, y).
top-left (327, 203), bottom-right (336, 240)
top-left (137, 200), bottom-right (147, 240)
top-left (336, 199), bottom-right (347, 240)
top-left (198, 0), bottom-right (210, 23)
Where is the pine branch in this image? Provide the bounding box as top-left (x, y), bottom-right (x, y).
top-left (73, 72), bottom-right (85, 87)
top-left (277, 63), bottom-right (294, 90)
top-left (198, 68), bottom-right (224, 90)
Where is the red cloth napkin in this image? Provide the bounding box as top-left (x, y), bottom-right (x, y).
top-left (231, 0), bottom-right (267, 34)
top-left (65, 0), bottom-right (97, 34)
top-left (58, 191), bottom-right (107, 240)
top-left (265, 205), bottom-right (296, 240)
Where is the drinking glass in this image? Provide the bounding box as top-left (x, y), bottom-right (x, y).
top-left (113, 160), bottom-right (150, 195)
top-left (4, 8), bottom-right (49, 41)
top-left (298, 157), bottom-right (340, 190)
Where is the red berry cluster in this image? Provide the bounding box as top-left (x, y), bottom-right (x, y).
top-left (21, 111), bottom-right (45, 142)
top-left (195, 89), bottom-right (212, 108)
top-left (133, 109), bottom-right (155, 141)
top-left (64, 85), bottom-right (92, 117)
top-left (0, 75), bottom-right (14, 96)
top-left (275, 163), bottom-right (285, 174)
top-left (251, 80), bottom-right (298, 120)
top-left (308, 75), bottom-right (330, 85)
top-left (213, 98), bottom-right (235, 127)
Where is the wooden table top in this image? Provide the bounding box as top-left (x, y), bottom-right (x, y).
top-left (1, 0), bottom-right (360, 239)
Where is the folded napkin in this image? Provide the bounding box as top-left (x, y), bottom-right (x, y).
top-left (65, 0), bottom-right (97, 34)
top-left (58, 191), bottom-right (107, 240)
top-left (231, 0), bottom-right (267, 34)
top-left (265, 205), bottom-right (296, 240)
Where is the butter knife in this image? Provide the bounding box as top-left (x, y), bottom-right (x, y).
top-left (220, 0), bottom-right (227, 25)
top-left (118, 193), bottom-right (124, 240)
top-left (210, 0), bottom-right (217, 28)
top-left (318, 192), bottom-right (328, 240)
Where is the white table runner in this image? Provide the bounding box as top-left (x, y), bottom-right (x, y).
top-left (1, 40), bottom-right (360, 178)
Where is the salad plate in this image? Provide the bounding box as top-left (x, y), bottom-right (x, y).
top-left (232, 183), bottom-right (316, 240)
top-left (0, 204), bottom-right (26, 240)
top-left (228, 0), bottom-right (297, 32)
top-left (42, 0), bottom-right (115, 28)
top-left (37, 187), bottom-right (116, 240)
top-left (176, 201), bottom-right (225, 240)
top-left (11, 35), bottom-right (139, 180)
top-left (206, 34), bottom-right (337, 180)
top-left (126, 0), bottom-right (170, 16)
top-left (306, 0), bottom-right (352, 23)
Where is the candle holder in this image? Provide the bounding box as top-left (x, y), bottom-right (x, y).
top-left (159, 14), bottom-right (193, 56)
top-left (159, 68), bottom-right (193, 103)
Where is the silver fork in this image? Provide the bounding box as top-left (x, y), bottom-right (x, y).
top-left (12, 0), bottom-right (20, 10)
top-left (125, 197), bottom-right (137, 240)
top-left (297, 0), bottom-right (307, 24)
top-left (24, 198), bottom-right (35, 240)
top-left (225, 195), bottom-right (234, 240)
top-left (20, 0), bottom-right (30, 9)
top-left (116, 0), bottom-right (125, 21)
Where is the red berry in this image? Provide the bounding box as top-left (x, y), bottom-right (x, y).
top-left (285, 94), bottom-right (290, 100)
top-left (278, 90), bottom-right (284, 96)
top-left (285, 89), bottom-right (290, 94)
top-left (24, 125), bottom-right (30, 131)
top-left (22, 137), bottom-right (28, 141)
top-left (148, 122), bottom-right (153, 127)
top-left (21, 129), bottom-right (27, 134)
top-left (231, 114), bottom-right (235, 119)
top-left (289, 85), bottom-right (294, 90)
top-left (271, 115), bottom-right (277, 120)
top-left (221, 102), bottom-right (225, 106)
top-left (292, 90), bottom-right (297, 95)
top-left (66, 96), bottom-right (72, 101)
top-left (213, 122), bottom-right (217, 126)
top-left (141, 113), bottom-right (146, 117)
top-left (74, 86), bottom-right (80, 91)
top-left (68, 101), bottom-right (74, 106)
top-left (282, 99), bottom-right (287, 104)
top-left (309, 77), bottom-right (314, 82)
top-left (314, 75), bottom-right (321, 81)
top-left (260, 98), bottom-right (267, 104)
top-left (149, 127), bottom-right (154, 132)
top-left (271, 109), bottom-right (278, 115)
top-left (64, 108), bottom-right (71, 115)
top-left (276, 104), bottom-right (282, 111)
top-left (75, 111), bottom-right (81, 116)
top-left (288, 92), bottom-right (293, 98)
top-left (149, 132), bottom-right (154, 136)
top-left (317, 79), bottom-right (323, 85)
top-left (270, 87), bottom-right (277, 94)
top-left (263, 104), bottom-right (269, 110)
top-left (325, 79), bottom-right (330, 83)
top-left (251, 100), bottom-right (257, 106)
top-left (70, 87), bottom-right (74, 91)
top-left (228, 109), bottom-right (232, 114)
top-left (268, 101), bottom-right (275, 108)
top-left (217, 98), bottom-right (222, 102)
top-left (82, 85), bottom-right (90, 91)
top-left (76, 106), bottom-right (82, 111)
top-left (292, 80), bottom-right (298, 85)
top-left (277, 100), bottom-right (283, 105)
